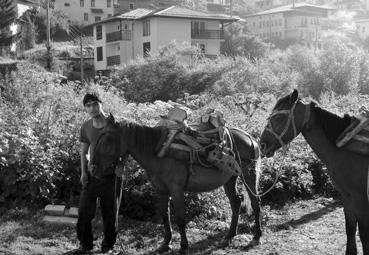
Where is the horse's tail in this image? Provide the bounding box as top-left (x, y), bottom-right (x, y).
top-left (253, 139), bottom-right (262, 192)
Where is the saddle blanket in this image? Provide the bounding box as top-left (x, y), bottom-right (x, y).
top-left (337, 113), bottom-right (369, 156)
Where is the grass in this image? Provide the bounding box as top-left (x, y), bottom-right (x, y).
top-left (0, 197), bottom-right (362, 255)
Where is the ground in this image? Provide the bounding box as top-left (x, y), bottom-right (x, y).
top-left (0, 197), bottom-right (363, 255)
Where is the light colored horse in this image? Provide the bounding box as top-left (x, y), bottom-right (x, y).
top-left (260, 90), bottom-right (369, 255)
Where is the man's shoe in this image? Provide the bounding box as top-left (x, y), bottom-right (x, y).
top-left (67, 246), bottom-right (93, 254)
top-left (101, 246), bottom-right (114, 253)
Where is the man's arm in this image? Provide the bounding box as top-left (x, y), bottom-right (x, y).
top-left (80, 142), bottom-right (89, 186)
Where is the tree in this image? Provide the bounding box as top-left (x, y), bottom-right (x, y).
top-left (0, 0), bottom-right (18, 56)
top-left (221, 22), bottom-right (271, 60)
top-left (18, 8), bottom-right (36, 53)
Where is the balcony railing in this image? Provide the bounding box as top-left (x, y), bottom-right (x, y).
top-left (107, 55), bottom-right (120, 66)
top-left (106, 30), bottom-right (131, 42)
top-left (191, 29), bottom-right (224, 39)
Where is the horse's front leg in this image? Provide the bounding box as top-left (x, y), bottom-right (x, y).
top-left (171, 187), bottom-right (188, 255)
top-left (223, 176), bottom-right (241, 246)
top-left (155, 192), bottom-right (172, 254)
top-left (344, 206), bottom-right (357, 255)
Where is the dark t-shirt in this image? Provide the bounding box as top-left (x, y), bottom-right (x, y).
top-left (79, 119), bottom-right (103, 163)
top-left (80, 116), bottom-right (121, 177)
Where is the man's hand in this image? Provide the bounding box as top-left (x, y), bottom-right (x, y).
top-left (80, 173), bottom-right (88, 188)
top-left (115, 164), bottom-right (125, 177)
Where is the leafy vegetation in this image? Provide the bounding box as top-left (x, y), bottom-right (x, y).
top-left (2, 32), bottom-right (369, 221)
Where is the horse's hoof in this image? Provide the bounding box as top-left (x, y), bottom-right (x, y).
top-left (155, 244), bottom-right (172, 254)
top-left (220, 237), bottom-right (232, 247)
top-left (246, 238), bottom-right (260, 248)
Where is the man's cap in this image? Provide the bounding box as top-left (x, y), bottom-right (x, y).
top-left (83, 92), bottom-right (102, 106)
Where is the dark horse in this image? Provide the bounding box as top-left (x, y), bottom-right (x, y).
top-left (94, 120), bottom-right (262, 254)
top-left (260, 90), bottom-right (369, 255)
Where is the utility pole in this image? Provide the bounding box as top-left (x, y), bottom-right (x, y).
top-left (230, 0), bottom-right (233, 18)
top-left (46, 0), bottom-right (51, 70)
top-left (80, 30), bottom-right (84, 85)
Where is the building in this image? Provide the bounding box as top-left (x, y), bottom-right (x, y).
top-left (254, 0), bottom-right (287, 11)
top-left (355, 18), bottom-right (369, 39)
top-left (89, 6), bottom-right (237, 72)
top-left (51, 0), bottom-right (117, 25)
top-left (245, 3), bottom-right (332, 46)
top-left (114, 0), bottom-right (183, 14)
top-left (206, 0), bottom-right (231, 14)
top-left (335, 0), bottom-right (366, 14)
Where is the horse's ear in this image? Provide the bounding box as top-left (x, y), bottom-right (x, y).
top-left (290, 89), bottom-right (298, 103)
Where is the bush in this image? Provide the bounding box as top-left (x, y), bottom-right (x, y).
top-left (111, 42), bottom-right (229, 103)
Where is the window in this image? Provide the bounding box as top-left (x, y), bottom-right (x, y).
top-left (143, 42), bottom-right (150, 57)
top-left (95, 16), bottom-right (101, 22)
top-left (64, 3), bottom-right (70, 6)
top-left (97, 47), bottom-right (103, 61)
top-left (108, 14), bottom-right (112, 17)
top-left (107, 0), bottom-right (111, 7)
top-left (80, 0), bottom-right (84, 7)
top-left (129, 3), bottom-right (134, 10)
top-left (191, 21), bottom-right (205, 36)
top-left (91, 0), bottom-right (95, 7)
top-left (199, 44), bottom-right (205, 53)
top-left (84, 13), bottom-right (88, 21)
top-left (143, 20), bottom-right (150, 36)
top-left (96, 25), bottom-right (102, 40)
top-left (279, 19), bottom-right (282, 26)
top-left (124, 23), bottom-right (128, 30)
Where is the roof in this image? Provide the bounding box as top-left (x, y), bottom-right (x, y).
top-left (16, 0), bottom-right (35, 5)
top-left (246, 3), bottom-right (333, 17)
top-left (87, 5), bottom-right (237, 27)
top-left (355, 18), bottom-right (369, 23)
top-left (152, 6), bottom-right (235, 21)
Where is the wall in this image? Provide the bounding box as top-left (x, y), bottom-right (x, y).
top-left (53, 0), bottom-right (115, 25)
top-left (152, 18), bottom-right (191, 51)
top-left (94, 23), bottom-right (107, 71)
top-left (356, 20), bottom-right (369, 39)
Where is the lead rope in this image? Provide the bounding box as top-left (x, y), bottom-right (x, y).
top-left (115, 157), bottom-right (127, 254)
top-left (238, 147), bottom-right (288, 198)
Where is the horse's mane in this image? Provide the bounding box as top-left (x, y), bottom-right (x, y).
top-left (125, 122), bottom-right (164, 154)
top-left (311, 102), bottom-right (352, 144)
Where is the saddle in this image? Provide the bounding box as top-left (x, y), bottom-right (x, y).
top-left (156, 107), bottom-right (242, 176)
top-left (336, 106), bottom-right (369, 156)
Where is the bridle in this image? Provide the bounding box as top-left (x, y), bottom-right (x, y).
top-left (264, 100), bottom-right (311, 149)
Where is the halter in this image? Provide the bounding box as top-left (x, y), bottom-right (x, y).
top-left (265, 100), bottom-right (311, 149)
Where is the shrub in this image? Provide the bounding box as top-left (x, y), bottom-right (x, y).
top-left (111, 42), bottom-right (229, 103)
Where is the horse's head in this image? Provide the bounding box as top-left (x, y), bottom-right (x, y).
top-left (89, 118), bottom-right (129, 178)
top-left (260, 90), bottom-right (311, 157)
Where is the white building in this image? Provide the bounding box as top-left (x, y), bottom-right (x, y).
top-left (89, 6), bottom-right (237, 72)
top-left (51, 0), bottom-right (117, 25)
top-left (245, 3), bottom-right (332, 46)
top-left (355, 19), bottom-right (369, 39)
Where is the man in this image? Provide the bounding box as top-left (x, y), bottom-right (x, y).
top-left (72, 92), bottom-right (119, 254)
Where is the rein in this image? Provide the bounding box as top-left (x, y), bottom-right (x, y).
top-left (265, 100), bottom-right (311, 149)
top-left (243, 100), bottom-right (311, 198)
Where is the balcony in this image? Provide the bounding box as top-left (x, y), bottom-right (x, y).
top-left (107, 55), bottom-right (120, 66)
top-left (106, 30), bottom-right (131, 42)
top-left (191, 29), bottom-right (224, 39)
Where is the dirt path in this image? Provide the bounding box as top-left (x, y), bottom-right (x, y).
top-left (0, 197), bottom-right (363, 255)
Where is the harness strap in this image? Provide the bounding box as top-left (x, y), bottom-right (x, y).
top-left (265, 100), bottom-right (311, 149)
